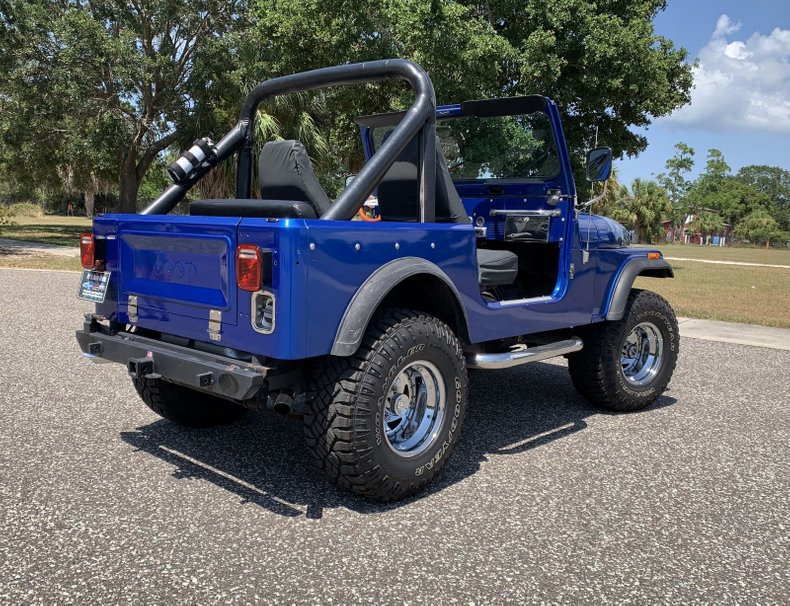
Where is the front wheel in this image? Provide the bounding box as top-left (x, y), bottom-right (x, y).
top-left (304, 309), bottom-right (468, 502)
top-left (568, 289), bottom-right (679, 412)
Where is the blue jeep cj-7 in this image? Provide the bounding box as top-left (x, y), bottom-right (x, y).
top-left (76, 59), bottom-right (678, 501)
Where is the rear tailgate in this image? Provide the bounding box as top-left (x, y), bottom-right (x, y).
top-left (116, 215), bottom-right (240, 326)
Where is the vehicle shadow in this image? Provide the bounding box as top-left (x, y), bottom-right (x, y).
top-left (120, 361), bottom-right (677, 519)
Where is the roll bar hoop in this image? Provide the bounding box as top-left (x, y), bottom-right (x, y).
top-left (142, 59), bottom-right (437, 221)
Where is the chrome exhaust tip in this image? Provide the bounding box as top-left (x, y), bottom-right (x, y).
top-left (272, 390), bottom-right (294, 416)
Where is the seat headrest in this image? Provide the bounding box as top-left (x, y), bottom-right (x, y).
top-left (376, 132), bottom-right (468, 224)
top-left (376, 134), bottom-right (420, 222)
top-left (259, 140), bottom-right (331, 217)
top-left (434, 133), bottom-right (469, 224)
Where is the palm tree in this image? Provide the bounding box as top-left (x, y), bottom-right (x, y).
top-left (195, 92), bottom-right (332, 200)
top-left (611, 179), bottom-right (671, 243)
top-left (689, 211), bottom-right (724, 243)
top-left (588, 164), bottom-right (628, 218)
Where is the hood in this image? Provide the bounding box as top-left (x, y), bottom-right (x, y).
top-left (578, 213), bottom-right (632, 249)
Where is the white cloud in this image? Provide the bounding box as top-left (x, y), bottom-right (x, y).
top-left (666, 15), bottom-right (790, 134)
top-left (713, 14), bottom-right (741, 39)
top-left (723, 41), bottom-right (750, 60)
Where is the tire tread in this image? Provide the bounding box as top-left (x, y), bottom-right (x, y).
top-left (568, 289), bottom-right (678, 412)
top-left (304, 309), bottom-right (466, 501)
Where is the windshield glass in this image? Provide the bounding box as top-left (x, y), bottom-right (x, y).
top-left (372, 111), bottom-right (559, 181)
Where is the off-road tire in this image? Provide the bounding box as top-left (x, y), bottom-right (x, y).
top-left (304, 309), bottom-right (468, 502)
top-left (568, 289), bottom-right (678, 412)
top-left (132, 377), bottom-right (247, 427)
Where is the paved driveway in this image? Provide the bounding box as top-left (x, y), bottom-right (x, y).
top-left (1, 268), bottom-right (787, 604)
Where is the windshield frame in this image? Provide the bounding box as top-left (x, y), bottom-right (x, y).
top-left (361, 95), bottom-right (563, 184)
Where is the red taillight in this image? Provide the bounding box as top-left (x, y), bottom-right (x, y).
top-left (236, 244), bottom-right (262, 292)
top-left (80, 232), bottom-right (95, 269)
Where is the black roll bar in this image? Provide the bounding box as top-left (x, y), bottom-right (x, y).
top-left (141, 124), bottom-right (245, 215)
top-left (142, 59), bottom-right (437, 221)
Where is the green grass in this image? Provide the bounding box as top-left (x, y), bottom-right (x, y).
top-left (636, 260), bottom-right (790, 329)
top-left (0, 254), bottom-right (82, 271)
top-left (640, 244), bottom-right (790, 327)
top-left (654, 242), bottom-right (790, 265)
top-left (0, 215), bottom-right (91, 247)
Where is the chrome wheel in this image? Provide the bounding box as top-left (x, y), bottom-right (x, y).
top-left (620, 321), bottom-right (664, 387)
top-left (383, 360), bottom-right (446, 458)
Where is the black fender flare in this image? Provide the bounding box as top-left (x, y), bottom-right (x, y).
top-left (331, 257), bottom-right (469, 356)
top-left (605, 257), bottom-right (674, 321)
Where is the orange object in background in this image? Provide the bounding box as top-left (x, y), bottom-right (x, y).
top-left (357, 207), bottom-right (381, 222)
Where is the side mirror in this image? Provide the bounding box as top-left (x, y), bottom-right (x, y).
top-left (586, 147), bottom-right (613, 182)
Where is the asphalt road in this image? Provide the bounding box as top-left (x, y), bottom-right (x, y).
top-left (1, 267), bottom-right (788, 604)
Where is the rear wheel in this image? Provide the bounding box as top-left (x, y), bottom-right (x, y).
top-left (568, 289), bottom-right (678, 412)
top-left (132, 377), bottom-right (247, 427)
top-left (304, 309), bottom-right (468, 502)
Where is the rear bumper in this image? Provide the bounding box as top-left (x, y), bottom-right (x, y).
top-left (76, 315), bottom-right (269, 401)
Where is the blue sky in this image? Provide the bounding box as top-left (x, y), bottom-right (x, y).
top-left (616, 0), bottom-right (790, 187)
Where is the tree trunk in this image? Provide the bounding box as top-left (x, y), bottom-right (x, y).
top-left (84, 190), bottom-right (95, 218)
top-left (84, 172), bottom-right (99, 218)
top-left (119, 150), bottom-right (140, 213)
top-left (118, 131), bottom-right (179, 213)
top-left (57, 165), bottom-right (75, 214)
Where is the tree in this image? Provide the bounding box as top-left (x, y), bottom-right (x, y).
top-left (250, 0), bottom-right (693, 177)
top-left (1, 0), bottom-right (693, 210)
top-left (0, 0), bottom-right (246, 212)
top-left (656, 142), bottom-right (695, 242)
top-left (613, 179), bottom-right (670, 243)
top-left (701, 148), bottom-right (730, 180)
top-left (589, 164), bottom-right (629, 218)
top-left (685, 149), bottom-right (768, 225)
top-left (467, 1), bottom-right (693, 158)
top-left (57, 110), bottom-right (120, 217)
top-left (688, 211), bottom-right (724, 241)
top-left (0, 1), bottom-right (123, 214)
top-left (734, 210), bottom-right (785, 248)
top-left (735, 165), bottom-right (790, 232)
top-left (246, 0), bottom-right (516, 183)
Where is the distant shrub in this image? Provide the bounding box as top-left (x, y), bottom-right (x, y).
top-left (0, 205), bottom-right (11, 234)
top-left (8, 202), bottom-right (43, 218)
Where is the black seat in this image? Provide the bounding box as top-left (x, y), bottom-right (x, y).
top-left (377, 133), bottom-right (467, 224)
top-left (258, 140), bottom-right (332, 216)
top-left (476, 248), bottom-right (519, 287)
top-left (377, 134), bottom-right (518, 287)
top-left (190, 140), bottom-right (330, 219)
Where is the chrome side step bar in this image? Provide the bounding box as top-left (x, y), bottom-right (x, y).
top-left (466, 338), bottom-right (583, 370)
